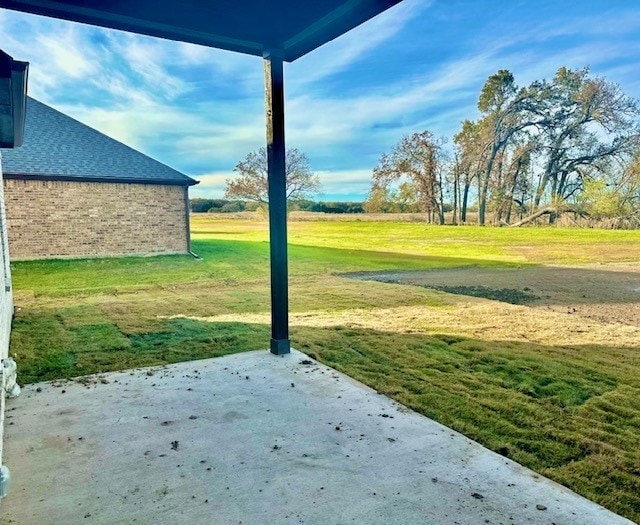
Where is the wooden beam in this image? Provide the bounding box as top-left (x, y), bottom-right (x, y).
top-left (264, 52), bottom-right (290, 355)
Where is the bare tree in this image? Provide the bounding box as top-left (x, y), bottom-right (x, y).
top-left (224, 147), bottom-right (320, 205)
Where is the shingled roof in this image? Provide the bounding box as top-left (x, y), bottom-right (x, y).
top-left (1, 97), bottom-right (197, 186)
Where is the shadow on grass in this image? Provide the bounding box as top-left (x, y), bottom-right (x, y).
top-left (10, 313), bottom-right (640, 520)
top-left (12, 238), bottom-right (523, 297)
top-left (12, 315), bottom-right (269, 384)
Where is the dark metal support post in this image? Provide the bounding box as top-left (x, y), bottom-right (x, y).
top-left (264, 51), bottom-right (290, 355)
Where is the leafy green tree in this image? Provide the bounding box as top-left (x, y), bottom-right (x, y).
top-left (370, 131), bottom-right (447, 223)
top-left (454, 67), bottom-right (640, 226)
top-left (364, 184), bottom-right (393, 213)
top-left (493, 143), bottom-right (534, 224)
top-left (578, 147), bottom-right (640, 224)
top-left (453, 119), bottom-right (490, 222)
top-left (474, 70), bottom-right (541, 225)
top-left (532, 68), bottom-right (639, 222)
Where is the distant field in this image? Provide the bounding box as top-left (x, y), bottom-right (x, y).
top-left (9, 215), bottom-right (640, 521)
top-left (193, 213), bottom-right (640, 264)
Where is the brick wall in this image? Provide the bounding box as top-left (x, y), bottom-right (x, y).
top-left (3, 179), bottom-right (189, 259)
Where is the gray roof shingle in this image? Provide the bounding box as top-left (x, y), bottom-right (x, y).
top-left (1, 97), bottom-right (197, 186)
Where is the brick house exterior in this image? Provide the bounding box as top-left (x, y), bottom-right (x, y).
top-left (0, 98), bottom-right (198, 260)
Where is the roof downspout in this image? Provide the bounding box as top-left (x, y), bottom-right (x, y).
top-left (183, 185), bottom-right (199, 259)
top-left (0, 50), bottom-right (29, 148)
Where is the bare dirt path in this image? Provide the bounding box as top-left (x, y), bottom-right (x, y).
top-left (343, 263), bottom-right (640, 327)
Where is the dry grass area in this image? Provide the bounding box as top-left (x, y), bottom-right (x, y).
top-left (174, 287), bottom-right (640, 349)
top-left (9, 216), bottom-right (640, 521)
top-left (193, 211), bottom-right (431, 222)
top-left (196, 210), bottom-right (638, 227)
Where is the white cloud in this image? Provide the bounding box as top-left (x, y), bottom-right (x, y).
top-left (315, 169), bottom-right (373, 199)
top-left (175, 124), bottom-right (264, 165)
top-left (518, 9), bottom-right (640, 41)
top-left (175, 41), bottom-right (260, 80)
top-left (104, 33), bottom-right (190, 100)
top-left (0, 11), bottom-right (104, 99)
top-left (285, 50), bottom-right (499, 153)
top-left (289, 0), bottom-right (430, 86)
top-left (189, 171), bottom-right (233, 198)
top-left (36, 28), bottom-right (99, 79)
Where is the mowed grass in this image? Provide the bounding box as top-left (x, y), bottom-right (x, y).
top-left (193, 214), bottom-right (640, 264)
top-left (9, 216), bottom-right (640, 521)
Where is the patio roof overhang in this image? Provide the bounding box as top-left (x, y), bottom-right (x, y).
top-left (0, 0), bottom-right (401, 62)
top-left (0, 0), bottom-right (404, 355)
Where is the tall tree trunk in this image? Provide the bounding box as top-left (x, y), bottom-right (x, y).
top-left (535, 159), bottom-right (556, 209)
top-left (557, 171), bottom-right (569, 200)
top-left (461, 181), bottom-right (470, 222)
top-left (437, 171), bottom-right (445, 225)
top-left (452, 168), bottom-right (459, 225)
top-left (504, 159), bottom-right (524, 224)
top-left (504, 198), bottom-right (513, 224)
top-left (548, 176), bottom-right (558, 224)
top-left (478, 146), bottom-right (499, 225)
top-left (478, 176), bottom-right (490, 226)
top-left (495, 157), bottom-right (505, 223)
top-left (534, 174), bottom-right (547, 208)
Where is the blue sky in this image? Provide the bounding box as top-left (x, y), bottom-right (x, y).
top-left (1, 1), bottom-right (639, 201)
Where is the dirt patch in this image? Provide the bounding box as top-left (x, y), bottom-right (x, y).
top-left (428, 285), bottom-right (539, 305)
top-left (343, 263), bottom-right (640, 327)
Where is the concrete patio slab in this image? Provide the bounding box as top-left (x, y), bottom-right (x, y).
top-left (1, 349), bottom-right (632, 525)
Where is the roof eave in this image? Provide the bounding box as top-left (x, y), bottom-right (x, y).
top-left (0, 0), bottom-right (402, 62)
top-left (3, 172), bottom-right (199, 187)
top-left (282, 0), bottom-right (402, 61)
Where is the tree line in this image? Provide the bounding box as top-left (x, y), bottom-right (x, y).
top-left (190, 198), bottom-right (364, 214)
top-left (190, 198), bottom-right (260, 213)
top-left (366, 67), bottom-right (640, 226)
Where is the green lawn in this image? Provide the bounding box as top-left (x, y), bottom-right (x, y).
top-left (9, 217), bottom-right (640, 521)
